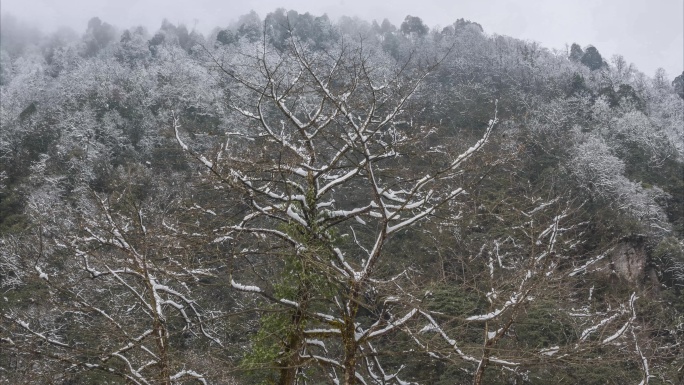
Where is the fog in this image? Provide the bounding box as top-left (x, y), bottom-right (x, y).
top-left (1, 0), bottom-right (682, 77)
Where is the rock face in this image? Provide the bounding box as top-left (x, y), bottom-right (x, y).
top-left (611, 242), bottom-right (647, 283)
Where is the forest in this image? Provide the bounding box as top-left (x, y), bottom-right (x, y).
top-left (0, 9), bottom-right (683, 385)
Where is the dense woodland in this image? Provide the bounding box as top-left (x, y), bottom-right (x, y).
top-left (0, 9), bottom-right (683, 385)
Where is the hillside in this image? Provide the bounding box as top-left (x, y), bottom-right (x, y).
top-left (1, 10), bottom-right (683, 385)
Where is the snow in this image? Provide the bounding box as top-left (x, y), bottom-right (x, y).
top-left (386, 208), bottom-right (431, 234)
top-left (540, 346), bottom-right (559, 356)
top-left (333, 247), bottom-right (356, 276)
top-left (317, 199), bottom-right (335, 209)
top-left (527, 197), bottom-right (560, 215)
top-left (305, 338), bottom-right (327, 350)
top-left (580, 312), bottom-right (621, 341)
top-left (317, 167), bottom-right (363, 198)
top-left (230, 279), bottom-right (262, 293)
top-left (174, 122), bottom-right (189, 151)
top-left (466, 294), bottom-right (519, 321)
top-left (367, 309), bottom-right (418, 339)
top-left (170, 370), bottom-right (208, 385)
top-left (419, 310), bottom-right (481, 364)
top-left (304, 328), bottom-right (341, 335)
top-left (149, 278), bottom-right (165, 321)
top-left (212, 236), bottom-right (233, 243)
top-left (314, 312), bottom-right (341, 323)
top-left (448, 117), bottom-right (496, 170)
top-left (602, 321), bottom-right (630, 344)
top-left (569, 248), bottom-right (613, 276)
top-left (279, 298), bottom-right (299, 307)
top-left (323, 205), bottom-right (372, 221)
top-left (381, 189), bottom-right (408, 202)
top-left (12, 316), bottom-right (70, 348)
top-left (419, 324), bottom-right (438, 333)
top-left (35, 266), bottom-right (48, 281)
top-left (286, 206), bottom-right (307, 227)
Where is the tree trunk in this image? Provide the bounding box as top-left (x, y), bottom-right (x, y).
top-left (277, 314), bottom-right (305, 385)
top-left (472, 356), bottom-right (489, 385)
top-left (277, 286), bottom-right (310, 385)
top-left (343, 282), bottom-right (361, 385)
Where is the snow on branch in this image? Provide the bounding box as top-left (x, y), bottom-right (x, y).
top-left (230, 278), bottom-right (263, 293)
top-left (318, 203), bottom-right (376, 226)
top-left (569, 248), bottom-right (614, 277)
top-left (365, 308), bottom-right (418, 339)
top-left (526, 197), bottom-right (561, 216)
top-left (305, 338), bottom-right (328, 352)
top-left (5, 314), bottom-right (70, 348)
top-left (363, 342), bottom-right (411, 384)
top-left (602, 293), bottom-right (638, 345)
top-left (303, 328), bottom-right (342, 337)
top-left (418, 311), bottom-right (479, 364)
top-left (386, 188), bottom-right (464, 234)
top-left (173, 113), bottom-right (188, 151)
top-left (580, 312), bottom-right (622, 342)
top-left (170, 370), bottom-right (208, 385)
top-left (466, 293), bottom-right (519, 322)
top-left (633, 326), bottom-right (651, 385)
top-left (112, 352), bottom-right (151, 385)
top-left (102, 329), bottom-right (155, 362)
top-left (447, 111), bottom-right (498, 171)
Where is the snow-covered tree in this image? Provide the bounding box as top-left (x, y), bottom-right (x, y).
top-left (173, 31), bottom-right (499, 384)
top-left (172, 30), bottom-right (654, 385)
top-left (1, 10), bottom-right (681, 385)
top-left (1, 166), bottom-right (226, 385)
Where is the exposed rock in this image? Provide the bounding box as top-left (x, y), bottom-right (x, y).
top-left (610, 242), bottom-right (646, 283)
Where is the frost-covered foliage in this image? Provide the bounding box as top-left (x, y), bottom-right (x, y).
top-left (1, 9), bottom-right (682, 385)
top-left (570, 134), bottom-right (670, 231)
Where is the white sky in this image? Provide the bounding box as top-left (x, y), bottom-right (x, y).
top-left (2, 0), bottom-right (682, 78)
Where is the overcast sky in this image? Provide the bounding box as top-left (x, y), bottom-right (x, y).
top-left (2, 0), bottom-right (682, 78)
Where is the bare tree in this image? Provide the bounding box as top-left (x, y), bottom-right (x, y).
top-left (173, 29), bottom-right (657, 383)
top-left (173, 27), bottom-right (549, 383)
top-left (1, 168), bottom-right (224, 385)
top-left (2, 14), bottom-right (668, 385)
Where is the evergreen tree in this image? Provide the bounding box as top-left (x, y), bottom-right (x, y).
top-left (580, 45), bottom-right (605, 70)
top-left (672, 71), bottom-right (684, 99)
top-left (569, 42), bottom-right (584, 62)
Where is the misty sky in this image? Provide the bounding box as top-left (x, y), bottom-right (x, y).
top-left (2, 0), bottom-right (682, 78)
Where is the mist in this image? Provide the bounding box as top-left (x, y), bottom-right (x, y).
top-left (1, 0), bottom-right (682, 77)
